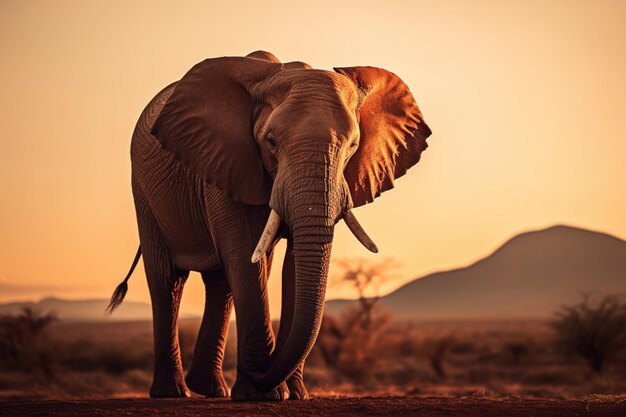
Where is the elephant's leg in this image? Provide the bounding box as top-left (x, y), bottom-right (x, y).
top-left (134, 185), bottom-right (190, 398)
top-left (147, 269), bottom-right (189, 398)
top-left (228, 250), bottom-right (289, 401)
top-left (185, 270), bottom-right (233, 397)
top-left (275, 240), bottom-right (309, 400)
top-left (203, 189), bottom-right (287, 401)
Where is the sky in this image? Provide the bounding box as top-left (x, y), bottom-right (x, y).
top-left (1, 0), bottom-right (625, 318)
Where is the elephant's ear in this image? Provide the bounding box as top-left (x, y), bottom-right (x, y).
top-left (151, 57), bottom-right (282, 205)
top-left (334, 66), bottom-right (432, 207)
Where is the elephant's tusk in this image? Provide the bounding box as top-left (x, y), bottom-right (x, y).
top-left (344, 210), bottom-right (379, 253)
top-left (251, 209), bottom-right (281, 263)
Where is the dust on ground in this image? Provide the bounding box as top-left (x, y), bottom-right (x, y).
top-left (1, 396), bottom-right (625, 417)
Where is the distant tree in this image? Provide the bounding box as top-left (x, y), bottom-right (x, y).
top-left (316, 258), bottom-right (398, 382)
top-left (552, 295), bottom-right (626, 373)
top-left (330, 257), bottom-right (399, 328)
top-left (0, 308), bottom-right (57, 371)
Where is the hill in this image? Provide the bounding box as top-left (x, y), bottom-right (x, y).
top-left (0, 297), bottom-right (154, 321)
top-left (327, 225), bottom-right (626, 319)
top-left (3, 225), bottom-right (625, 321)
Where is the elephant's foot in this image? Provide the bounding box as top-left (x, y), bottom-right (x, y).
top-left (185, 370), bottom-right (230, 398)
top-left (150, 372), bottom-right (191, 398)
top-left (286, 374), bottom-right (309, 400)
top-left (231, 372), bottom-right (289, 401)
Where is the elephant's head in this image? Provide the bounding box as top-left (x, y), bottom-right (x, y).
top-left (151, 51), bottom-right (431, 392)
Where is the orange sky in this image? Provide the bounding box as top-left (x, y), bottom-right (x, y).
top-left (1, 0), bottom-right (625, 318)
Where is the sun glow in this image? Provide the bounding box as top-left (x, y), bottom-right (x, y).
top-left (1, 0), bottom-right (625, 318)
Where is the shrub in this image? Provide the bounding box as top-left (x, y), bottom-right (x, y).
top-left (0, 308), bottom-right (57, 372)
top-left (552, 295), bottom-right (626, 373)
top-left (426, 336), bottom-right (454, 379)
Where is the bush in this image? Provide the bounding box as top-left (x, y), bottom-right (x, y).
top-left (426, 336), bottom-right (454, 380)
top-left (0, 308), bottom-right (57, 372)
top-left (552, 295), bottom-right (626, 373)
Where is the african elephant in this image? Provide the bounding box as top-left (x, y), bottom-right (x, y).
top-left (107, 50), bottom-right (431, 400)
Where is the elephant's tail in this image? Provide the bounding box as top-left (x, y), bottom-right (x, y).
top-left (105, 246), bottom-right (142, 315)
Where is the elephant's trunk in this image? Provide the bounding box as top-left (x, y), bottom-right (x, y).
top-left (244, 150), bottom-right (342, 393)
top-left (251, 221), bottom-right (333, 393)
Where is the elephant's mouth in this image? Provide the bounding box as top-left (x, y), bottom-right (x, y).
top-left (251, 208), bottom-right (377, 263)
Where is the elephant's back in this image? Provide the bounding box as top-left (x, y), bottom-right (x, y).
top-left (138, 82), bottom-right (178, 132)
top-left (130, 82), bottom-right (181, 188)
top-left (130, 83), bottom-right (220, 272)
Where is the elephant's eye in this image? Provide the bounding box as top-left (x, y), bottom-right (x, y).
top-left (266, 133), bottom-right (278, 152)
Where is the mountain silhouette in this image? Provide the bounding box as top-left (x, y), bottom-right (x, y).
top-left (0, 297), bottom-right (154, 321)
top-left (327, 225), bottom-right (626, 319)
top-left (2, 225), bottom-right (624, 321)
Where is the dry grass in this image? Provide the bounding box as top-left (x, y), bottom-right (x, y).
top-left (312, 315), bottom-right (626, 398)
top-left (1, 310), bottom-right (626, 400)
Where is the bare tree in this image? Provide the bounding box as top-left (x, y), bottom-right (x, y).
top-left (316, 258), bottom-right (398, 381)
top-left (331, 258), bottom-right (399, 328)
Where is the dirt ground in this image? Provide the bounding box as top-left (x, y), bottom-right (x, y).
top-left (1, 396), bottom-right (625, 417)
top-left (3, 319), bottom-right (626, 415)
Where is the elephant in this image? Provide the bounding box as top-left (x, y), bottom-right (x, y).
top-left (107, 50), bottom-right (431, 400)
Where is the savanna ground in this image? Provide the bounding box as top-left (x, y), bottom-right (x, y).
top-left (1, 311), bottom-right (626, 416)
